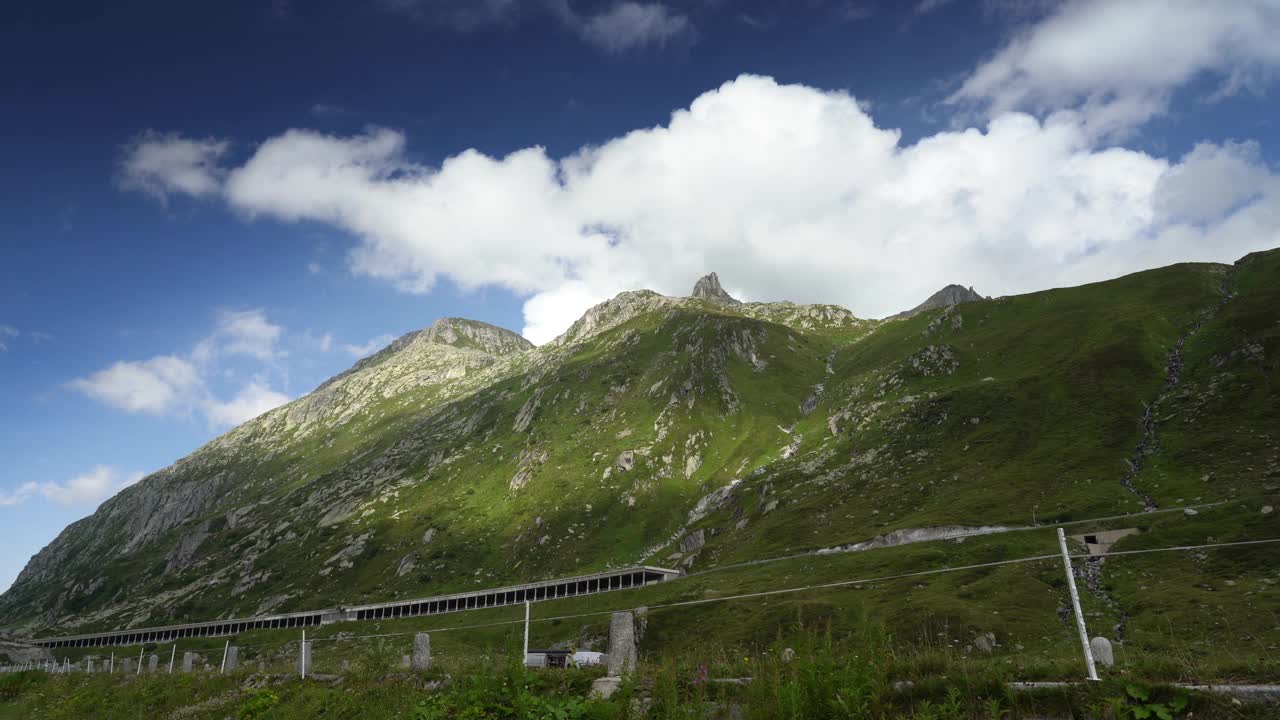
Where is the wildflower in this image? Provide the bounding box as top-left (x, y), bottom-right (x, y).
top-left (694, 664), bottom-right (709, 686)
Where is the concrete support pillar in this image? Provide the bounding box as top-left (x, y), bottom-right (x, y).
top-left (148, 654), bottom-right (158, 673)
top-left (182, 652), bottom-right (195, 673)
top-left (606, 612), bottom-right (637, 675)
top-left (412, 633), bottom-right (432, 670)
top-left (225, 646), bottom-right (239, 673)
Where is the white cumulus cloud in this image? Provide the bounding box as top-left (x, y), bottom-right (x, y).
top-left (69, 312), bottom-right (292, 429)
top-left (119, 2), bottom-right (1280, 345)
top-left (343, 333), bottom-right (398, 358)
top-left (573, 2), bottom-right (695, 54)
top-left (950, 0), bottom-right (1280, 133)
top-left (199, 75), bottom-right (1279, 343)
top-left (117, 131), bottom-right (230, 202)
top-left (0, 466), bottom-right (145, 508)
top-left (67, 355), bottom-right (203, 416)
top-left (193, 309), bottom-right (285, 363)
top-left (205, 380), bottom-right (293, 427)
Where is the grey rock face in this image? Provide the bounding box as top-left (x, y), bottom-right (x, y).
top-left (0, 641), bottom-right (53, 664)
top-left (513, 389), bottom-right (545, 433)
top-left (396, 553), bottom-right (417, 577)
top-left (890, 284), bottom-right (985, 320)
top-left (679, 529), bottom-right (706, 554)
top-left (691, 272), bottom-right (741, 305)
top-left (164, 520), bottom-right (211, 575)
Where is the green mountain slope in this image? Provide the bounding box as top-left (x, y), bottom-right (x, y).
top-left (1, 254), bottom-right (1276, 649)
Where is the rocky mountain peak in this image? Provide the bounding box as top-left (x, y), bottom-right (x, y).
top-left (890, 284), bottom-right (986, 320)
top-left (416, 318), bottom-right (533, 357)
top-left (690, 272), bottom-right (741, 305)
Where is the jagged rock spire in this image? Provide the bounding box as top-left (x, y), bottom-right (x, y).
top-left (690, 272), bottom-right (741, 305)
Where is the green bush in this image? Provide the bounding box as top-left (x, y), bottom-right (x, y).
top-left (237, 689), bottom-right (280, 719)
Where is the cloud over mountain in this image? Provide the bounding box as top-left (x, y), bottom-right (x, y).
top-left (68, 310), bottom-right (292, 429)
top-left (0, 466), bottom-right (144, 508)
top-left (116, 2), bottom-right (1280, 344)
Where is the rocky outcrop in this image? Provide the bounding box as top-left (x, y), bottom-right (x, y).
top-left (164, 521), bottom-right (211, 575)
top-left (690, 272), bottom-right (741, 305)
top-left (813, 525), bottom-right (1016, 556)
top-left (890, 284), bottom-right (985, 320)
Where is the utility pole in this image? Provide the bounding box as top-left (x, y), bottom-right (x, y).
top-left (1058, 528), bottom-right (1099, 681)
top-left (522, 600), bottom-right (531, 666)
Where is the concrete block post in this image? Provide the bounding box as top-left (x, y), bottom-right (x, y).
top-left (224, 646), bottom-right (240, 673)
top-left (1090, 637), bottom-right (1115, 667)
top-left (148, 654), bottom-right (159, 673)
top-left (182, 652), bottom-right (195, 673)
top-left (606, 611), bottom-right (638, 676)
top-left (121, 658), bottom-right (134, 675)
top-left (412, 633), bottom-right (432, 670)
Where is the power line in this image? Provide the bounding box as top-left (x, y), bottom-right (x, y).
top-left (644, 538), bottom-right (1280, 614)
top-left (681, 499), bottom-right (1245, 580)
top-left (272, 537), bottom-right (1280, 645)
top-left (35, 498), bottom-right (1268, 652)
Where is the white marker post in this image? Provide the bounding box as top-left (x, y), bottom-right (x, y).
top-left (221, 640), bottom-right (230, 675)
top-left (300, 629), bottom-right (306, 680)
top-left (109, 652), bottom-right (115, 674)
top-left (168, 644), bottom-right (176, 674)
top-left (136, 647), bottom-right (144, 675)
top-left (1058, 528), bottom-right (1100, 681)
top-left (522, 601), bottom-right (531, 666)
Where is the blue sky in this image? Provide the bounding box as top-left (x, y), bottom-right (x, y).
top-left (2, 0), bottom-right (1279, 594)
